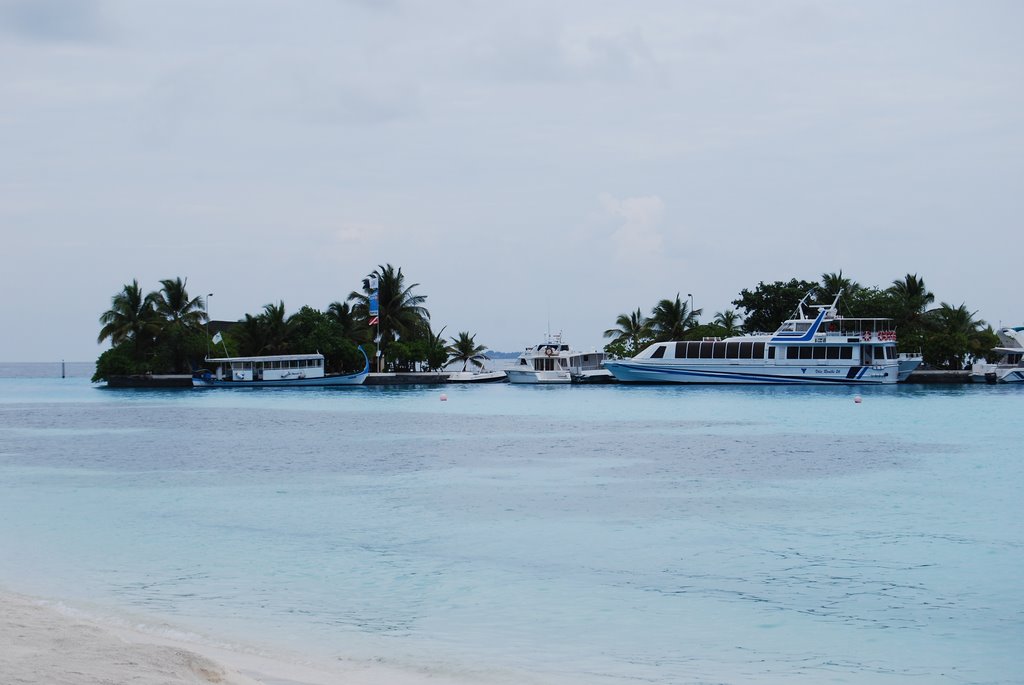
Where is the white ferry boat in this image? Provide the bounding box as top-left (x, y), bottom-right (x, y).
top-left (506, 335), bottom-right (612, 384)
top-left (193, 347), bottom-right (369, 387)
top-left (604, 291), bottom-right (914, 385)
top-left (970, 327), bottom-right (1024, 383)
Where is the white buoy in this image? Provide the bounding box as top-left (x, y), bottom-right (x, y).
top-left (440, 393), bottom-right (448, 402)
top-left (854, 395), bottom-right (862, 404)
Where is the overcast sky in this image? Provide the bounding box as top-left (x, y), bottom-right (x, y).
top-left (1, 1), bottom-right (1021, 361)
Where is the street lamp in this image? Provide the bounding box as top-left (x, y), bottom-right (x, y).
top-left (687, 293), bottom-right (695, 330)
top-left (206, 293), bottom-right (213, 358)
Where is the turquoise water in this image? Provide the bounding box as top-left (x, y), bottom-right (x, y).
top-left (0, 367), bottom-right (1021, 684)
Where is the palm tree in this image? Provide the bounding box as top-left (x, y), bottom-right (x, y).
top-left (447, 331), bottom-right (489, 371)
top-left (259, 301), bottom-right (294, 354)
top-left (152, 277), bottom-right (206, 332)
top-left (928, 302), bottom-right (986, 369)
top-left (650, 294), bottom-right (702, 342)
top-left (712, 309), bottom-right (743, 336)
top-left (603, 308), bottom-right (652, 356)
top-left (348, 264), bottom-right (430, 370)
top-left (820, 270), bottom-right (860, 297)
top-left (97, 279), bottom-right (159, 353)
top-left (889, 273), bottom-right (935, 325)
top-left (327, 300), bottom-right (370, 343)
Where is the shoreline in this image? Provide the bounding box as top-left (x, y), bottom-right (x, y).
top-left (0, 589), bottom-right (494, 685)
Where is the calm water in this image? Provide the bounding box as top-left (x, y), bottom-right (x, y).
top-left (0, 364), bottom-right (1021, 684)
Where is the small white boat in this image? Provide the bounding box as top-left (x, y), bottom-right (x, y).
top-left (970, 327), bottom-right (1024, 383)
top-left (446, 369), bottom-right (508, 383)
top-left (193, 347), bottom-right (369, 387)
top-left (506, 335), bottom-right (611, 384)
top-left (604, 290), bottom-right (905, 385)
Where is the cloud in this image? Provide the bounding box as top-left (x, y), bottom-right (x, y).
top-left (0, 0), bottom-right (106, 42)
top-left (599, 193), bottom-right (668, 264)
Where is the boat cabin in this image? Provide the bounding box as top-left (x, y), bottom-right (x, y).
top-left (204, 353), bottom-right (326, 382)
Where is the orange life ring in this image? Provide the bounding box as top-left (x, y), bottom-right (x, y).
top-left (544, 347), bottom-right (555, 357)
top-left (862, 331), bottom-right (872, 341)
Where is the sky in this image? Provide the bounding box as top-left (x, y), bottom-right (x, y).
top-left (1, 0), bottom-right (1021, 361)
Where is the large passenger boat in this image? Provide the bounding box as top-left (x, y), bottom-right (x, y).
top-left (193, 347), bottom-right (369, 387)
top-left (604, 291), bottom-right (916, 385)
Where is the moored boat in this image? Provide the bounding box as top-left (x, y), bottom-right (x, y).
top-left (193, 347), bottom-right (369, 387)
top-left (604, 290), bottom-right (905, 384)
top-left (507, 335), bottom-right (611, 384)
top-left (970, 327), bottom-right (1024, 383)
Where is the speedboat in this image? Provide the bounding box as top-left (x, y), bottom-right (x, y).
top-left (604, 290), bottom-right (906, 384)
top-left (506, 335), bottom-right (611, 384)
top-left (446, 369), bottom-right (508, 383)
top-left (970, 327), bottom-right (1024, 383)
top-left (193, 347), bottom-right (369, 387)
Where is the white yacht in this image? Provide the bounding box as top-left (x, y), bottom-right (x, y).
top-left (604, 290), bottom-right (914, 385)
top-left (506, 335), bottom-right (612, 384)
top-left (970, 327), bottom-right (1024, 383)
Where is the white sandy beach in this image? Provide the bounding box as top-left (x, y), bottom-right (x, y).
top-left (0, 590), bottom-right (489, 685)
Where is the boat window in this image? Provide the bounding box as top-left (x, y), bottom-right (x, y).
top-left (875, 347), bottom-right (886, 361)
top-left (786, 347), bottom-right (799, 360)
top-left (840, 347), bottom-right (853, 359)
top-left (725, 342), bottom-right (738, 358)
top-left (699, 342), bottom-right (714, 359)
top-left (753, 343), bottom-right (765, 359)
top-left (827, 347), bottom-right (840, 360)
top-left (712, 342), bottom-right (726, 359)
top-left (767, 346), bottom-right (775, 359)
top-left (887, 347), bottom-right (897, 360)
top-left (799, 347), bottom-right (814, 360)
top-left (688, 342), bottom-right (701, 358)
top-left (738, 342), bottom-right (752, 359)
top-left (651, 345), bottom-right (666, 359)
top-left (674, 343), bottom-right (686, 359)
top-left (813, 347), bottom-right (827, 360)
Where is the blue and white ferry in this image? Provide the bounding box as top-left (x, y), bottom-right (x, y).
top-left (604, 291), bottom-right (917, 385)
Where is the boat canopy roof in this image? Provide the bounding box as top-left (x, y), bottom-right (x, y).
top-left (205, 353), bottom-right (325, 363)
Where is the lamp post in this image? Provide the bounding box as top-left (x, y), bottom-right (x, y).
top-left (206, 293), bottom-right (213, 358)
top-left (687, 293), bottom-right (694, 329)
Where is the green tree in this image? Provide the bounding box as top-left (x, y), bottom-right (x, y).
top-left (97, 279), bottom-right (159, 355)
top-left (327, 300), bottom-right (370, 344)
top-left (348, 264), bottom-right (430, 370)
top-left (150, 277), bottom-right (207, 372)
top-left (603, 308), bottom-right (652, 356)
top-left (923, 302), bottom-right (988, 369)
top-left (888, 273), bottom-right (935, 327)
top-left (234, 301), bottom-right (295, 356)
top-left (447, 331), bottom-right (489, 371)
top-left (819, 270), bottom-right (860, 298)
top-left (650, 294), bottom-right (702, 342)
top-left (732, 279), bottom-right (819, 333)
top-left (712, 309), bottom-right (743, 337)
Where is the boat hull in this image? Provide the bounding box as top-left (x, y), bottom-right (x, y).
top-left (970, 363), bottom-right (1024, 384)
top-left (603, 360), bottom-right (900, 384)
top-left (505, 369), bottom-right (571, 384)
top-left (446, 371), bottom-right (508, 383)
top-left (193, 370), bottom-right (368, 387)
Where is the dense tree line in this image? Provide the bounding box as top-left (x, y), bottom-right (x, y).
top-left (603, 272), bottom-right (999, 370)
top-left (93, 264), bottom-right (491, 381)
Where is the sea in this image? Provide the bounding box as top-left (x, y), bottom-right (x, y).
top-left (0, 362), bottom-right (1021, 684)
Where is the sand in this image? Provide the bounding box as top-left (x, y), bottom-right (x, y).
top-left (0, 591), bottom-right (489, 685)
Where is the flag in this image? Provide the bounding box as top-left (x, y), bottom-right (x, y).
top-left (212, 332), bottom-right (223, 344)
top-left (368, 316), bottom-right (379, 326)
